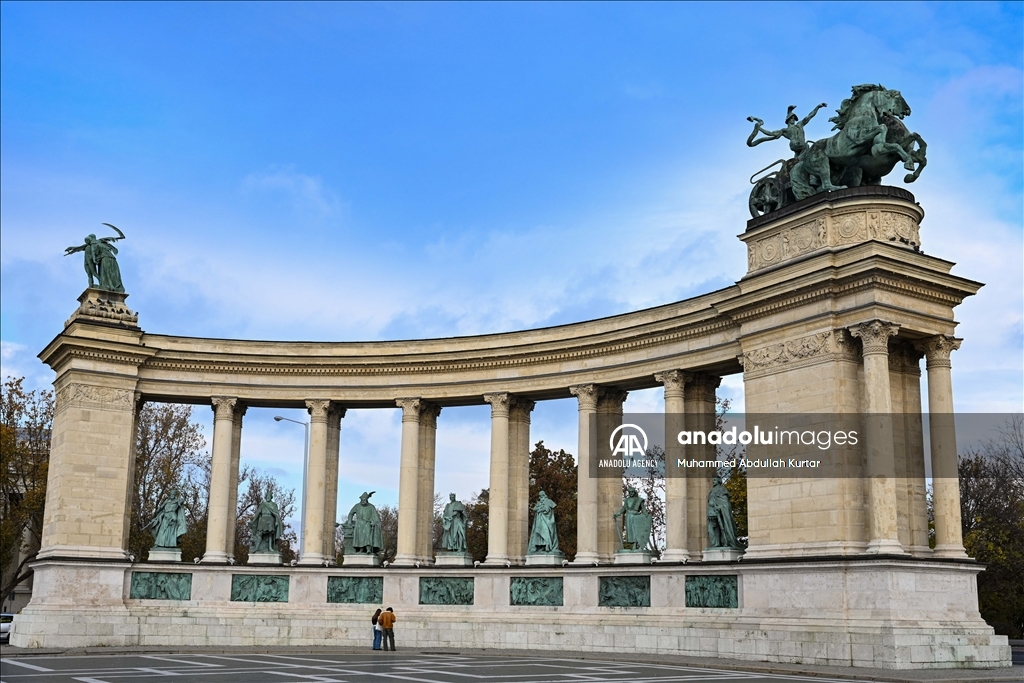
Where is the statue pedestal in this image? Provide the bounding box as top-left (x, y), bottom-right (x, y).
top-left (613, 550), bottom-right (653, 565)
top-left (248, 552), bottom-right (283, 566)
top-left (525, 551), bottom-right (565, 566)
top-left (702, 548), bottom-right (744, 562)
top-left (435, 552), bottom-right (473, 567)
top-left (343, 553), bottom-right (381, 567)
top-left (146, 548), bottom-right (181, 563)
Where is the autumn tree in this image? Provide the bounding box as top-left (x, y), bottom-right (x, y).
top-left (0, 378), bottom-right (53, 606)
top-left (958, 415), bottom-right (1024, 638)
top-left (464, 489), bottom-right (490, 563)
top-left (128, 403), bottom-right (207, 561)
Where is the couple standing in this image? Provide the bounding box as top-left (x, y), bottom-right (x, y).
top-left (371, 607), bottom-right (396, 651)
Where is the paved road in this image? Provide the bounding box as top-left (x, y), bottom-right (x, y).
top-left (0, 652), bottom-right (872, 683)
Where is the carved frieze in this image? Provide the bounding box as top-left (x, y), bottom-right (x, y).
top-left (129, 572), bottom-right (192, 600)
top-left (327, 576), bottom-right (383, 604)
top-left (743, 203), bottom-right (923, 274)
top-left (230, 574), bottom-right (289, 602)
top-left (419, 576), bottom-right (474, 605)
top-left (685, 574), bottom-right (738, 608)
top-left (510, 576), bottom-right (563, 606)
top-left (741, 330), bottom-right (855, 379)
top-left (598, 575), bottom-right (650, 607)
top-left (55, 382), bottom-right (135, 414)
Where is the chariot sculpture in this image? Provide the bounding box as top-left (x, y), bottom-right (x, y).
top-left (746, 85), bottom-right (927, 217)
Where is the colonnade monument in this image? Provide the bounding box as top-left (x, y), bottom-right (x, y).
top-left (11, 85), bottom-right (1011, 669)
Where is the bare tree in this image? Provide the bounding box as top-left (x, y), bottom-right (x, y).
top-left (129, 403), bottom-right (206, 561)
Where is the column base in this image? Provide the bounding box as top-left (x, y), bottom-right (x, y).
top-left (146, 548), bottom-right (181, 563)
top-left (660, 549), bottom-right (691, 563)
top-left (248, 552), bottom-right (283, 566)
top-left (866, 539), bottom-right (906, 555)
top-left (483, 555), bottom-right (510, 566)
top-left (343, 553), bottom-right (382, 567)
top-left (932, 544), bottom-right (969, 559)
top-left (571, 552), bottom-right (601, 566)
top-left (390, 554), bottom-right (419, 567)
top-left (201, 551), bottom-right (230, 564)
top-left (297, 552), bottom-right (327, 566)
top-left (702, 548), bottom-right (744, 562)
top-left (37, 545), bottom-right (130, 561)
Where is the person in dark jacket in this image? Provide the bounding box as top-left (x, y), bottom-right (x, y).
top-left (371, 608), bottom-right (383, 650)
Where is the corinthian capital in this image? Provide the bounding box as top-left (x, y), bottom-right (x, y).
top-left (420, 401), bottom-right (442, 429)
top-left (305, 399), bottom-right (332, 423)
top-left (914, 335), bottom-right (962, 369)
top-left (509, 397), bottom-right (536, 423)
top-left (849, 320), bottom-right (900, 355)
top-left (396, 398), bottom-right (422, 422)
top-left (654, 370), bottom-right (689, 397)
top-left (569, 384), bottom-right (601, 411)
top-left (686, 373), bottom-right (721, 403)
top-left (483, 392), bottom-right (511, 417)
top-left (597, 388), bottom-right (628, 412)
top-left (211, 396), bottom-right (237, 421)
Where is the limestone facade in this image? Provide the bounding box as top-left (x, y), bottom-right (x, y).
top-left (16, 188), bottom-right (1008, 668)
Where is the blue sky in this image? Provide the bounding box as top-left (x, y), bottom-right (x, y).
top-left (2, 2), bottom-right (1022, 520)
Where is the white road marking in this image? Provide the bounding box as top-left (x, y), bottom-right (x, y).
top-left (0, 659), bottom-right (54, 672)
top-left (141, 655), bottom-right (223, 668)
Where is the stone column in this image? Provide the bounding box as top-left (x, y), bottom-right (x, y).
top-left (225, 405), bottom-right (246, 561)
top-left (685, 373), bottom-right (719, 554)
top-left (298, 399), bottom-right (331, 565)
top-left (656, 370), bottom-right (689, 562)
top-left (322, 406), bottom-right (345, 563)
top-left (417, 402), bottom-right (442, 564)
top-left (917, 335), bottom-right (967, 559)
top-left (483, 392), bottom-right (512, 565)
top-left (597, 388), bottom-right (628, 562)
top-left (570, 384), bottom-right (601, 564)
top-left (393, 398), bottom-right (422, 566)
top-left (203, 397), bottom-right (237, 563)
top-left (850, 321), bottom-right (904, 554)
top-left (508, 398), bottom-right (535, 565)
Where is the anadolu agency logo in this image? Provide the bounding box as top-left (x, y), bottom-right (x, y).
top-left (601, 424), bottom-right (657, 468)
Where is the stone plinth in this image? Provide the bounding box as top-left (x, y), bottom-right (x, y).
top-left (247, 552), bottom-right (282, 566)
top-left (66, 287), bottom-right (139, 328)
top-left (434, 552), bottom-right (473, 567)
top-left (525, 551), bottom-right (565, 566)
top-left (146, 548), bottom-right (181, 563)
top-left (613, 550), bottom-right (653, 565)
top-left (343, 553), bottom-right (381, 567)
top-left (703, 548), bottom-right (743, 562)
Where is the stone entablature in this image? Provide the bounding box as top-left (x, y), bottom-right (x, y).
top-left (741, 188), bottom-right (924, 275)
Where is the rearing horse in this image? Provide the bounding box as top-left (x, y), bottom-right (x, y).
top-left (790, 85), bottom-right (926, 200)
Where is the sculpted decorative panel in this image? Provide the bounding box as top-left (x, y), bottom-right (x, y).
top-left (327, 576), bottom-right (383, 604)
top-left (129, 572), bottom-right (192, 600)
top-left (56, 383), bottom-right (135, 413)
top-left (598, 575), bottom-right (650, 607)
top-left (509, 577), bottom-right (563, 606)
top-left (230, 574), bottom-right (289, 602)
top-left (685, 575), bottom-right (738, 608)
top-left (419, 577), bottom-right (474, 605)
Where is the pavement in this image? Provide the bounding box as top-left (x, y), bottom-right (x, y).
top-left (0, 647), bottom-right (1021, 683)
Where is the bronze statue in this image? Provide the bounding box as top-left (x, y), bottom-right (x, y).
top-left (346, 491), bottom-right (384, 554)
top-left (747, 103), bottom-right (828, 157)
top-left (249, 490), bottom-right (284, 553)
top-left (145, 489), bottom-right (187, 549)
top-left (527, 491), bottom-right (559, 553)
top-left (613, 486), bottom-right (653, 551)
top-left (65, 224), bottom-right (126, 292)
top-left (441, 493), bottom-right (467, 552)
top-left (706, 475), bottom-right (742, 549)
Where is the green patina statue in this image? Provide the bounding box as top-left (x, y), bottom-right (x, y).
top-left (527, 490), bottom-right (559, 554)
top-left (706, 475), bottom-right (742, 550)
top-left (249, 490), bottom-right (284, 554)
top-left (613, 487), bottom-right (653, 552)
top-left (441, 492), bottom-right (468, 552)
top-left (347, 491), bottom-right (384, 554)
top-left (145, 489), bottom-right (188, 549)
top-left (746, 85), bottom-right (928, 217)
top-left (65, 224), bottom-right (126, 292)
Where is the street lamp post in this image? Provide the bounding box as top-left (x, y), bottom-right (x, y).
top-left (274, 415), bottom-right (310, 558)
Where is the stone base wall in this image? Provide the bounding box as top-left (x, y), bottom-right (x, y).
top-left (10, 558), bottom-right (1011, 669)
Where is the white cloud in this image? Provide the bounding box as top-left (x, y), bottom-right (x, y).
top-left (241, 166), bottom-right (346, 216)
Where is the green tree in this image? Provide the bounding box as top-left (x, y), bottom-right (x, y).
top-left (465, 489), bottom-right (489, 563)
top-left (0, 378), bottom-right (53, 606)
top-left (958, 415), bottom-right (1024, 638)
top-left (529, 440), bottom-right (578, 560)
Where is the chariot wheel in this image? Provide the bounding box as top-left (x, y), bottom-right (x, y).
top-left (749, 175), bottom-right (783, 217)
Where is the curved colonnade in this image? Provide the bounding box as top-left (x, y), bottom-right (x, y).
top-left (16, 188), bottom-right (1011, 668)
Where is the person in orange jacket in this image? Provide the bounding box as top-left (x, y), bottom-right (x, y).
top-left (377, 607), bottom-right (397, 651)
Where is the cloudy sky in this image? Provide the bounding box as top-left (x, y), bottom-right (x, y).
top-left (2, 3), bottom-right (1021, 520)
